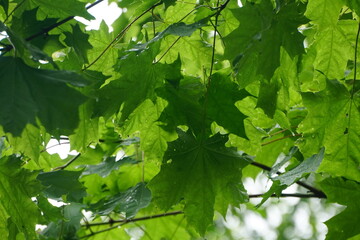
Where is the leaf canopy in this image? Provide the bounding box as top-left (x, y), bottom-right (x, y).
top-left (0, 0), bottom-right (360, 239)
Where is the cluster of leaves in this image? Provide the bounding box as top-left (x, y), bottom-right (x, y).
top-left (0, 0), bottom-right (359, 239)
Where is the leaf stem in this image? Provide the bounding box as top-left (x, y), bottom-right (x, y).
top-left (154, 36), bottom-right (181, 64)
top-left (261, 133), bottom-right (302, 146)
top-left (351, 20), bottom-right (360, 99)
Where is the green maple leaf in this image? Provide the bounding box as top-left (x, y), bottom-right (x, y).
top-left (68, 71), bottom-right (108, 152)
top-left (86, 21), bottom-right (117, 75)
top-left (0, 0), bottom-right (8, 14)
top-left (24, 0), bottom-right (93, 20)
top-left (0, 156), bottom-right (42, 239)
top-left (81, 156), bottom-right (138, 178)
top-left (320, 177), bottom-right (360, 240)
top-left (298, 80), bottom-right (360, 181)
top-left (347, 0), bottom-right (360, 15)
top-left (37, 170), bottom-right (86, 202)
top-left (157, 76), bottom-right (206, 134)
top-left (259, 148), bottom-right (324, 205)
top-left (64, 24), bottom-right (93, 65)
top-left (305, 0), bottom-right (344, 29)
top-left (6, 124), bottom-right (43, 164)
top-left (0, 57), bottom-right (88, 136)
top-left (207, 73), bottom-right (248, 137)
top-left (89, 182), bottom-right (151, 218)
top-left (10, 8), bottom-right (58, 39)
top-left (305, 0), bottom-right (356, 81)
top-left (95, 44), bottom-right (165, 121)
top-left (40, 203), bottom-right (84, 239)
top-left (149, 130), bottom-right (249, 235)
top-left (123, 98), bottom-right (177, 161)
top-left (223, 1), bottom-right (307, 84)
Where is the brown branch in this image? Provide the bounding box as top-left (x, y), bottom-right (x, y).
top-left (249, 193), bottom-right (326, 199)
top-left (268, 126), bottom-right (298, 137)
top-left (81, 211), bottom-right (184, 227)
top-left (54, 136), bottom-right (126, 144)
top-left (52, 153), bottom-right (81, 171)
top-left (250, 161), bottom-right (326, 198)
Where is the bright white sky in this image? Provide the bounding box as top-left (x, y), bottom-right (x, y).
top-left (77, 0), bottom-right (122, 31)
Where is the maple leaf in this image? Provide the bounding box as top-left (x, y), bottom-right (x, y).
top-left (149, 130), bottom-right (249, 234)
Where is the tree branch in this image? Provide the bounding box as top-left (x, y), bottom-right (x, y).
top-left (250, 161), bottom-right (326, 198)
top-left (249, 193), bottom-right (326, 199)
top-left (82, 211), bottom-right (184, 227)
top-left (52, 153), bottom-right (81, 171)
top-left (54, 136), bottom-right (125, 144)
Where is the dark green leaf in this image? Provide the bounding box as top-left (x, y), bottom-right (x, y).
top-left (207, 73), bottom-right (248, 137)
top-left (11, 8), bottom-right (58, 39)
top-left (90, 182), bottom-right (151, 218)
top-left (37, 170), bottom-right (86, 202)
top-left (0, 57), bottom-right (88, 136)
top-left (0, 0), bottom-right (8, 14)
top-left (320, 177), bottom-right (360, 240)
top-left (81, 156), bottom-right (138, 177)
top-left (64, 24), bottom-right (93, 64)
top-left (26, 0), bottom-right (93, 20)
top-left (0, 156), bottom-right (42, 239)
top-left (259, 148), bottom-right (324, 205)
top-left (149, 130), bottom-right (250, 235)
top-left (40, 203), bottom-right (84, 239)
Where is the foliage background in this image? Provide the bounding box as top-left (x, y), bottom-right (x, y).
top-left (0, 0), bottom-right (360, 239)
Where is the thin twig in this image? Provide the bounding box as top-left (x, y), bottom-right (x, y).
top-left (81, 211), bottom-right (184, 227)
top-left (250, 161), bottom-right (326, 198)
top-left (83, 1), bottom-right (163, 70)
top-left (153, 36), bottom-right (181, 64)
top-left (249, 193), bottom-right (326, 199)
top-left (353, 23), bottom-right (360, 94)
top-left (54, 136), bottom-right (124, 144)
top-left (152, 8), bottom-right (156, 37)
top-left (134, 222), bottom-right (154, 240)
top-left (347, 21), bottom-right (360, 123)
top-left (3, 0), bottom-right (26, 24)
top-left (80, 223), bottom-right (122, 239)
top-left (261, 134), bottom-right (302, 146)
top-left (52, 153), bottom-right (81, 171)
top-left (41, 141), bottom-right (70, 153)
top-left (269, 126), bottom-right (298, 137)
